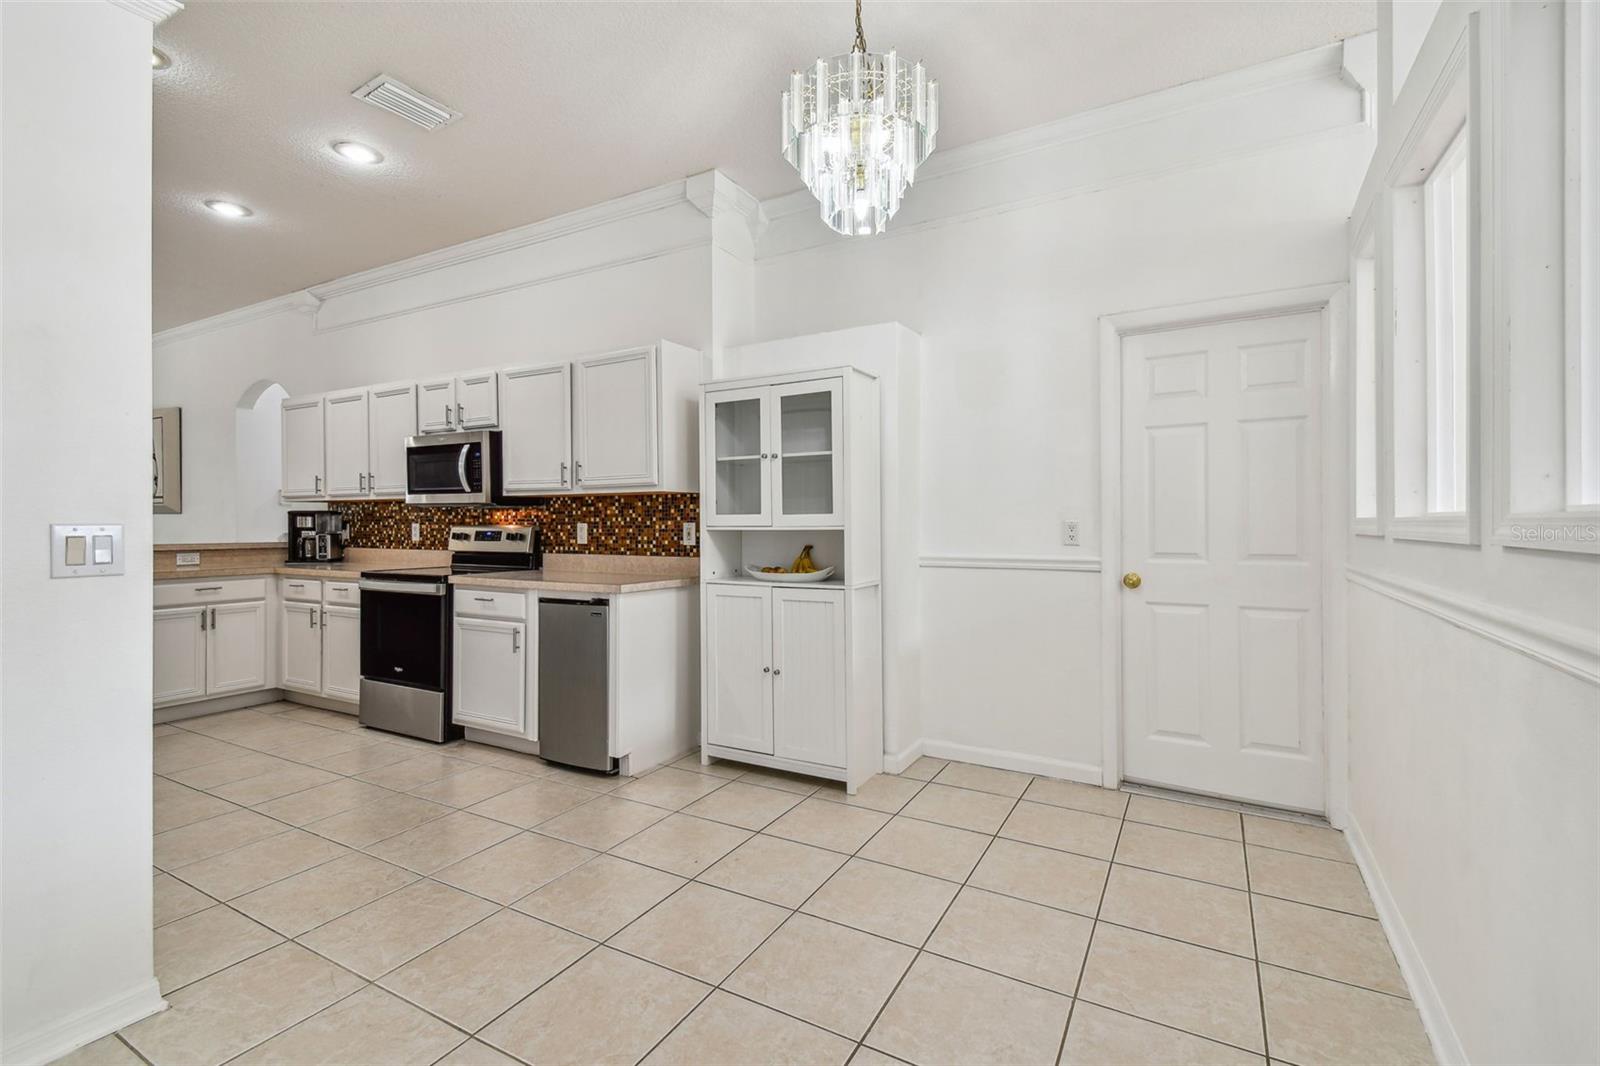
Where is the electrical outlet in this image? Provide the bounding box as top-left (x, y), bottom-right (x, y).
top-left (682, 521), bottom-right (697, 546)
top-left (411, 522), bottom-right (421, 543)
top-left (576, 521), bottom-right (588, 545)
top-left (1062, 520), bottom-right (1081, 546)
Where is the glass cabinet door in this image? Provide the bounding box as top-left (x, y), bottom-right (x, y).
top-left (772, 378), bottom-right (844, 526)
top-left (706, 386), bottom-right (771, 526)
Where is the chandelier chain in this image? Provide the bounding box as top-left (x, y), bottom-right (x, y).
top-left (852, 0), bottom-right (867, 53)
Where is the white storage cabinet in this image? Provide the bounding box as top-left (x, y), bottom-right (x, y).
top-left (451, 587), bottom-right (534, 740)
top-left (154, 578), bottom-right (270, 706)
top-left (280, 578), bottom-right (362, 703)
top-left (700, 366), bottom-right (883, 791)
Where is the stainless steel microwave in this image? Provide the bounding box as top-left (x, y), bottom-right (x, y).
top-left (404, 430), bottom-right (505, 505)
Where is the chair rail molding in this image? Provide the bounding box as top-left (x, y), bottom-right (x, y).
top-left (1345, 566), bottom-right (1600, 685)
top-left (918, 554), bottom-right (1101, 573)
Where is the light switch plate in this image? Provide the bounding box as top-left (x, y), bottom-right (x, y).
top-left (682, 521), bottom-right (696, 546)
top-left (576, 521), bottom-right (588, 545)
top-left (51, 524), bottom-right (124, 578)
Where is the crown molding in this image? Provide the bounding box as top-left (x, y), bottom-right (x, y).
top-left (108, 0), bottom-right (183, 24)
top-left (307, 178), bottom-right (697, 303)
top-left (763, 40), bottom-right (1352, 224)
top-left (154, 290), bottom-right (320, 348)
top-left (686, 170), bottom-right (768, 246)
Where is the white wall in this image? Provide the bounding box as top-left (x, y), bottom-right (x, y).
top-left (234, 382), bottom-right (290, 541)
top-left (0, 2), bottom-right (164, 1061)
top-left (1336, 3), bottom-right (1600, 1063)
top-left (753, 51), bottom-right (1372, 780)
top-left (153, 185), bottom-right (733, 544)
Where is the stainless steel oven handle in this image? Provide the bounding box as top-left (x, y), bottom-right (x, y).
top-left (458, 445), bottom-right (472, 492)
top-left (358, 579), bottom-right (447, 596)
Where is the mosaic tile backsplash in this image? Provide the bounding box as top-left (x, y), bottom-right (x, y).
top-left (331, 493), bottom-right (699, 556)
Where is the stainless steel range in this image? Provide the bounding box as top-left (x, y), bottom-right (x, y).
top-left (356, 525), bottom-right (541, 742)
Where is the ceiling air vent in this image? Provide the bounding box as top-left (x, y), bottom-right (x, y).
top-left (351, 74), bottom-right (461, 131)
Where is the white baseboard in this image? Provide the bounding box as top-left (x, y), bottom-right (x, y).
top-left (3, 978), bottom-right (165, 1066)
top-left (882, 739), bottom-right (925, 775)
top-left (1343, 813), bottom-right (1466, 1066)
top-left (918, 739), bottom-right (1102, 785)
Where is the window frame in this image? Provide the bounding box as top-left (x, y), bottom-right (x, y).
top-left (1351, 208), bottom-right (1383, 536)
top-left (1385, 20), bottom-right (1479, 546)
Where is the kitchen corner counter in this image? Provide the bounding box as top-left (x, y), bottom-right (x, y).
top-left (452, 553), bottom-right (698, 595)
top-left (449, 570), bottom-right (697, 594)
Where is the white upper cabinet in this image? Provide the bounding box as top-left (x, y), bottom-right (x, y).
top-left (705, 385), bottom-right (772, 527)
top-left (455, 372), bottom-right (499, 429)
top-left (323, 390), bottom-right (370, 497)
top-left (500, 363), bottom-right (573, 493)
top-left (418, 373), bottom-right (499, 434)
top-left (574, 347), bottom-right (658, 489)
top-left (281, 396), bottom-right (326, 498)
top-left (368, 383), bottom-right (417, 497)
top-left (703, 376), bottom-right (845, 528)
top-left (417, 378), bottom-right (457, 434)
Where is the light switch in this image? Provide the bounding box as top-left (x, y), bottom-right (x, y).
top-left (51, 524), bottom-right (124, 578)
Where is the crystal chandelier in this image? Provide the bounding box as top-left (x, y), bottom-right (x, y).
top-left (781, 0), bottom-right (939, 236)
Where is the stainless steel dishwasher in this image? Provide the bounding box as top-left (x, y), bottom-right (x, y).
top-left (537, 598), bottom-right (615, 773)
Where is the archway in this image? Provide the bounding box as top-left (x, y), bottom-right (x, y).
top-left (234, 380), bottom-right (291, 541)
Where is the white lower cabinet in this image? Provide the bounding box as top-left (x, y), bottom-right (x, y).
top-left (453, 615), bottom-right (528, 736)
top-left (704, 584), bottom-right (851, 771)
top-left (281, 601), bottom-right (322, 693)
top-left (154, 588), bottom-right (269, 706)
top-left (207, 601), bottom-right (268, 695)
top-left (154, 606), bottom-right (208, 705)
top-left (321, 605), bottom-right (362, 701)
top-left (281, 586), bottom-right (362, 702)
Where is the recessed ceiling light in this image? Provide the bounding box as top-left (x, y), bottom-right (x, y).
top-left (151, 48), bottom-right (170, 70)
top-left (331, 141), bottom-right (384, 165)
top-left (204, 199), bottom-right (253, 219)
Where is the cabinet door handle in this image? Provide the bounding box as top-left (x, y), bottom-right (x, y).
top-left (512, 629), bottom-right (520, 653)
top-left (574, 461), bottom-right (582, 483)
top-left (457, 402), bottom-right (465, 425)
top-left (762, 665), bottom-right (770, 673)
top-left (308, 609), bottom-right (315, 630)
top-left (368, 470), bottom-right (375, 489)
top-left (772, 667), bottom-right (782, 677)
top-left (559, 461), bottom-right (567, 486)
top-left (444, 403), bottom-right (453, 426)
top-left (199, 611), bottom-right (206, 631)
top-left (474, 596), bottom-right (494, 602)
top-left (194, 585), bottom-right (222, 592)
top-left (358, 472), bottom-right (366, 491)
top-left (209, 607), bottom-right (216, 629)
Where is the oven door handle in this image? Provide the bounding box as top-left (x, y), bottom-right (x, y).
top-left (358, 579), bottom-right (447, 596)
top-left (458, 445), bottom-right (472, 492)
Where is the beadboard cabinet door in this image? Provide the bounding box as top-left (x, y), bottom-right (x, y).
top-left (770, 588), bottom-right (847, 768)
top-left (704, 584), bottom-right (774, 755)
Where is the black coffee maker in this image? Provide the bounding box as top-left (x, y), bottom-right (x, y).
top-left (287, 511), bottom-right (348, 563)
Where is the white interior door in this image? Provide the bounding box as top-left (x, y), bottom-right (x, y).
top-left (1120, 311), bottom-right (1323, 811)
top-left (705, 584), bottom-right (773, 754)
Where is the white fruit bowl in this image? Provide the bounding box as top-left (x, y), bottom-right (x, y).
top-left (744, 564), bottom-right (837, 583)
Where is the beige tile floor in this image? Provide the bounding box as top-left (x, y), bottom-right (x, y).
top-left (56, 701), bottom-right (1435, 1066)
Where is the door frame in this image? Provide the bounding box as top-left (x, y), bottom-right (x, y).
top-left (1098, 281), bottom-right (1348, 821)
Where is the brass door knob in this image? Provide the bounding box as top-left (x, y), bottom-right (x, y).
top-left (1122, 572), bottom-right (1142, 589)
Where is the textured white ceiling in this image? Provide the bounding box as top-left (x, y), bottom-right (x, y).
top-left (153, 0), bottom-right (1375, 330)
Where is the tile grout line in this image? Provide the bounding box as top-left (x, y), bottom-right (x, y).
top-left (1243, 815), bottom-right (1273, 1061)
top-left (1056, 789), bottom-right (1130, 1065)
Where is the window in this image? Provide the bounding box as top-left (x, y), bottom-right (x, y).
top-left (1423, 128), bottom-right (1470, 515)
top-left (1353, 231), bottom-right (1379, 530)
